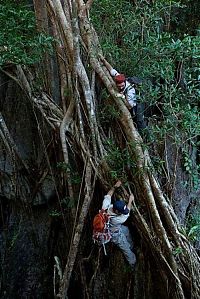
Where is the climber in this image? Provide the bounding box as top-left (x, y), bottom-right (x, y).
top-left (100, 56), bottom-right (147, 134)
top-left (102, 180), bottom-right (136, 269)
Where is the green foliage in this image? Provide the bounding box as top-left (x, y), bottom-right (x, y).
top-left (99, 103), bottom-right (120, 124)
top-left (92, 0), bottom-right (200, 191)
top-left (150, 156), bottom-right (166, 174)
top-left (188, 225), bottom-right (200, 241)
top-left (10, 228), bottom-right (20, 249)
top-left (92, 0), bottom-right (184, 75)
top-left (0, 2), bottom-right (53, 66)
top-left (173, 246), bottom-right (183, 256)
top-left (57, 162), bottom-right (81, 184)
top-left (105, 139), bottom-right (136, 180)
top-left (183, 151), bottom-right (193, 174)
top-left (9, 218), bottom-right (22, 249)
top-left (182, 147), bottom-right (200, 189)
top-left (172, 0), bottom-right (200, 35)
top-left (186, 210), bottom-right (200, 241)
top-left (105, 139), bottom-right (126, 178)
top-left (61, 197), bottom-right (75, 209)
top-left (57, 162), bottom-right (69, 172)
top-left (49, 209), bottom-right (62, 217)
top-left (91, 0), bottom-right (199, 99)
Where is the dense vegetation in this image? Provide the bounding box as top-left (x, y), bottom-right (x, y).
top-left (0, 1), bottom-right (53, 65)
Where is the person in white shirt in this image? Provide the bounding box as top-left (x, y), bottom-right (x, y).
top-left (109, 69), bottom-right (137, 110)
top-left (102, 180), bottom-right (136, 269)
top-left (101, 56), bottom-right (147, 134)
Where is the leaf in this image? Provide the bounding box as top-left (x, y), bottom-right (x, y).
top-left (188, 225), bottom-right (200, 237)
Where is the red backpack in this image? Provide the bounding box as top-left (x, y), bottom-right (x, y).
top-left (92, 209), bottom-right (112, 254)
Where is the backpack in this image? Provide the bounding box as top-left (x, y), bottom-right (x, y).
top-left (92, 209), bottom-right (112, 255)
top-left (125, 76), bottom-right (144, 103)
top-left (125, 76), bottom-right (147, 103)
top-left (126, 76), bottom-right (143, 86)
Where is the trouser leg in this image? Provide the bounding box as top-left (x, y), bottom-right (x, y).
top-left (130, 104), bottom-right (149, 140)
top-left (121, 225), bottom-right (134, 249)
top-left (131, 105), bottom-right (146, 130)
top-left (111, 227), bottom-right (136, 268)
top-left (135, 103), bottom-right (147, 132)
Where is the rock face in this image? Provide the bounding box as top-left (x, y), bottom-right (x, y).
top-left (0, 204), bottom-right (52, 298)
top-left (164, 138), bottom-right (192, 224)
top-left (0, 74), bottom-right (63, 298)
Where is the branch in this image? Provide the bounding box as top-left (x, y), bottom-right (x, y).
top-left (3, 66), bottom-right (63, 127)
top-left (46, 0), bottom-right (74, 57)
top-left (86, 0), bottom-right (93, 10)
top-left (0, 113), bottom-right (30, 173)
top-left (60, 99), bottom-right (76, 216)
top-left (58, 162), bottom-right (94, 298)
